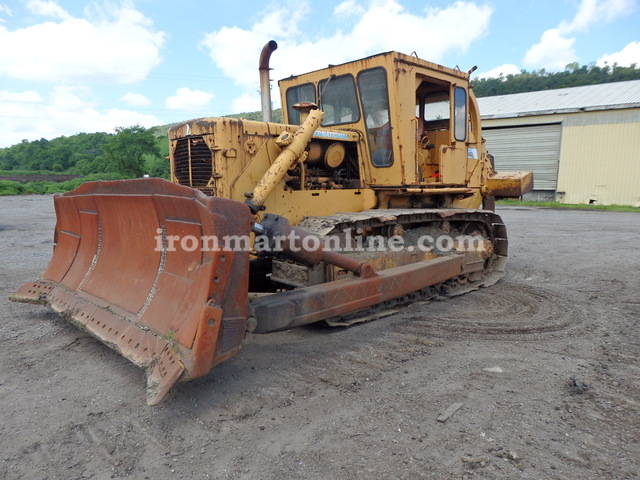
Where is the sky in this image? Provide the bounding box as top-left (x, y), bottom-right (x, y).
top-left (0, 0), bottom-right (638, 148)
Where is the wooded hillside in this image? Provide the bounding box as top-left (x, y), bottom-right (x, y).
top-left (0, 126), bottom-right (169, 175)
top-left (471, 62), bottom-right (640, 97)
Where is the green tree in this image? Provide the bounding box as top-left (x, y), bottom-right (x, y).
top-left (472, 62), bottom-right (640, 97)
top-left (104, 125), bottom-right (160, 177)
top-left (149, 157), bottom-right (171, 179)
top-left (0, 131), bottom-right (112, 172)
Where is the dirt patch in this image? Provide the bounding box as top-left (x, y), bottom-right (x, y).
top-left (0, 196), bottom-right (638, 479)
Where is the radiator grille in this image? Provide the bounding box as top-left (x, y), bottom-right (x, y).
top-left (173, 136), bottom-right (214, 189)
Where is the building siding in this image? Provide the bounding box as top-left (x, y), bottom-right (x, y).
top-left (480, 106), bottom-right (640, 207)
top-left (484, 124), bottom-right (561, 191)
top-left (556, 119), bottom-right (640, 206)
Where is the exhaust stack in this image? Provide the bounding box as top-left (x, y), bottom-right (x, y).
top-left (259, 40), bottom-right (278, 122)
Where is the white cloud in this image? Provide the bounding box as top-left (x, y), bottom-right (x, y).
top-left (475, 64), bottom-right (521, 79)
top-left (559, 0), bottom-right (633, 33)
top-left (598, 41), bottom-right (640, 67)
top-left (121, 92), bottom-right (152, 107)
top-left (524, 0), bottom-right (634, 70)
top-left (0, 3), bottom-right (165, 84)
top-left (165, 87), bottom-right (214, 111)
top-left (334, 0), bottom-right (365, 16)
top-left (26, 0), bottom-right (72, 20)
top-left (231, 93), bottom-right (262, 114)
top-left (523, 29), bottom-right (577, 71)
top-left (201, 0), bottom-right (493, 112)
top-left (0, 86), bottom-right (160, 147)
top-left (0, 4), bottom-right (12, 17)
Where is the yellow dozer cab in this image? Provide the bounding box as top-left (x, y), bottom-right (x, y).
top-left (11, 41), bottom-right (532, 405)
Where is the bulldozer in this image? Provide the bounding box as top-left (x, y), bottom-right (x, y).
top-left (11, 41), bottom-right (532, 405)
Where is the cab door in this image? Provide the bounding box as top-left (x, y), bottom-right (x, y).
top-left (439, 85), bottom-right (468, 185)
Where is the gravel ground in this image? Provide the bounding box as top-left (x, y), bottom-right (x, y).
top-left (0, 195), bottom-right (638, 480)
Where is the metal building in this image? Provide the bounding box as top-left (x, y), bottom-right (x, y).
top-left (478, 80), bottom-right (640, 206)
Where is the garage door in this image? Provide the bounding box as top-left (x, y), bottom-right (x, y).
top-left (483, 123), bottom-right (561, 191)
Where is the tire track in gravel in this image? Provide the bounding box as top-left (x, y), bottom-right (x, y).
top-left (176, 279), bottom-right (590, 406)
top-left (399, 281), bottom-right (587, 339)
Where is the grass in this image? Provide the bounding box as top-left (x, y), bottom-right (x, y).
top-left (497, 199), bottom-right (639, 213)
top-left (0, 172), bottom-right (129, 196)
top-left (0, 169), bottom-right (67, 176)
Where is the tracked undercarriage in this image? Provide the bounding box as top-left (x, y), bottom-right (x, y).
top-left (250, 209), bottom-right (507, 331)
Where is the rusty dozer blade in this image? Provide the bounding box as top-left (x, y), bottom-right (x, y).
top-left (11, 179), bottom-right (253, 405)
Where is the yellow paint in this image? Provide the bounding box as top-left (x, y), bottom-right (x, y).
top-left (168, 51), bottom-right (533, 218)
top-left (557, 122), bottom-right (640, 206)
top-left (250, 109), bottom-right (324, 209)
top-left (261, 188), bottom-right (377, 226)
top-left (487, 171), bottom-right (534, 197)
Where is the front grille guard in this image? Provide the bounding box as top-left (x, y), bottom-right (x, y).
top-left (173, 136), bottom-right (215, 192)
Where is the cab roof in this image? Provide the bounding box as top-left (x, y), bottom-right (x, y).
top-left (278, 51), bottom-right (470, 87)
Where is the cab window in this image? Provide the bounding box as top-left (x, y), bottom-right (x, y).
top-left (318, 75), bottom-right (360, 126)
top-left (357, 67), bottom-right (393, 167)
top-left (454, 86), bottom-right (467, 142)
top-left (423, 92), bottom-right (449, 123)
top-left (286, 83), bottom-right (316, 125)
